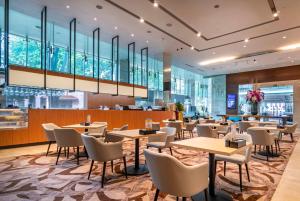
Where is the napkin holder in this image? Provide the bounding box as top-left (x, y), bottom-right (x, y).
top-left (139, 129), bottom-right (157, 135)
top-left (225, 139), bottom-right (246, 148)
top-left (220, 122), bottom-right (228, 125)
top-left (80, 122), bottom-right (90, 126)
top-left (168, 119), bottom-right (176, 122)
top-left (277, 125), bottom-right (285, 129)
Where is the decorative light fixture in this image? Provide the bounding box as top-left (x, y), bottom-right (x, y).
top-left (199, 56), bottom-right (237, 66)
top-left (244, 38), bottom-right (249, 43)
top-left (140, 18), bottom-right (144, 23)
top-left (153, 1), bottom-right (159, 7)
top-left (197, 32), bottom-right (201, 37)
top-left (279, 43), bottom-right (300, 50)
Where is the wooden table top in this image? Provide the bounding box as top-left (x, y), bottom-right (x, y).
top-left (200, 123), bottom-right (223, 127)
top-left (249, 126), bottom-right (284, 131)
top-left (108, 129), bottom-right (165, 139)
top-left (171, 137), bottom-right (250, 156)
top-left (63, 123), bottom-right (107, 129)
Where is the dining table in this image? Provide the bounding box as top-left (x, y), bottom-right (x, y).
top-left (171, 137), bottom-right (251, 201)
top-left (63, 123), bottom-right (107, 132)
top-left (108, 129), bottom-right (165, 175)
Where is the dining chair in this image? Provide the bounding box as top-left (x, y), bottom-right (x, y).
top-left (215, 133), bottom-right (252, 192)
top-left (238, 121), bottom-right (252, 133)
top-left (280, 123), bottom-right (298, 142)
top-left (196, 125), bottom-right (218, 138)
top-left (167, 122), bottom-right (182, 139)
top-left (144, 149), bottom-right (209, 201)
top-left (42, 123), bottom-right (60, 156)
top-left (81, 134), bottom-right (127, 187)
top-left (147, 127), bottom-right (176, 155)
top-left (53, 128), bottom-right (84, 165)
top-left (247, 127), bottom-right (276, 161)
top-left (87, 122), bottom-right (107, 138)
top-left (182, 121), bottom-right (196, 138)
top-left (217, 125), bottom-right (230, 138)
top-left (151, 122), bottom-right (161, 131)
top-left (105, 124), bottom-right (128, 143)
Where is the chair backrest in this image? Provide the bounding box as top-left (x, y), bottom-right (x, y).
top-left (167, 122), bottom-right (182, 133)
top-left (42, 123), bottom-right (60, 141)
top-left (88, 122), bottom-right (107, 134)
top-left (239, 121), bottom-right (252, 132)
top-left (105, 132), bottom-right (124, 142)
top-left (81, 134), bottom-right (122, 162)
top-left (247, 127), bottom-right (274, 146)
top-left (184, 122), bottom-right (196, 131)
top-left (224, 133), bottom-right (252, 162)
top-left (196, 125), bottom-right (216, 138)
top-left (119, 124), bottom-right (128, 131)
top-left (151, 123), bottom-right (160, 131)
top-left (285, 123), bottom-right (298, 133)
top-left (144, 149), bottom-right (208, 197)
top-left (53, 128), bottom-right (84, 147)
top-left (160, 127), bottom-right (176, 146)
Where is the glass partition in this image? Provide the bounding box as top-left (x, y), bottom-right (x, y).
top-left (0, 1), bottom-right (3, 69)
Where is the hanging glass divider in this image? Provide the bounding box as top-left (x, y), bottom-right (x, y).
top-left (69, 18), bottom-right (76, 91)
top-left (4, 0), bottom-right (9, 86)
top-left (128, 42), bottom-right (135, 97)
top-left (41, 6), bottom-right (47, 89)
top-left (111, 35), bottom-right (119, 96)
top-left (92, 27), bottom-right (100, 93)
top-left (141, 47), bottom-right (148, 99)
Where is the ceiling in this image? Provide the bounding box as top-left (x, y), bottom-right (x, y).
top-left (2, 0), bottom-right (300, 76)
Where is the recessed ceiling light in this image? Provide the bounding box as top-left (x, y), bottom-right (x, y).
top-left (140, 18), bottom-right (144, 23)
top-left (114, 26), bottom-right (118, 30)
top-left (66, 5), bottom-right (70, 9)
top-left (197, 32), bottom-right (201, 37)
top-left (190, 46), bottom-right (194, 50)
top-left (273, 11), bottom-right (279, 17)
top-left (291, 60), bottom-right (295, 63)
top-left (244, 38), bottom-right (249, 43)
top-left (199, 56), bottom-right (237, 66)
top-left (153, 2), bottom-right (159, 7)
top-left (212, 52), bottom-right (216, 55)
top-left (243, 45), bottom-right (247, 48)
top-left (146, 40), bottom-right (149, 43)
top-left (282, 36), bottom-right (287, 39)
top-left (288, 56), bottom-right (291, 59)
top-left (131, 33), bottom-right (135, 37)
top-left (279, 43), bottom-right (300, 50)
top-left (93, 17), bottom-right (97, 21)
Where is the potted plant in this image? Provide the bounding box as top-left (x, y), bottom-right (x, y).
top-left (246, 89), bottom-right (264, 115)
top-left (175, 102), bottom-right (184, 121)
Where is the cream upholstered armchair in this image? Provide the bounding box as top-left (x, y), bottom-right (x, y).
top-left (105, 124), bottom-right (128, 142)
top-left (238, 121), bottom-right (252, 133)
top-left (42, 123), bottom-right (60, 156)
top-left (215, 133), bottom-right (252, 192)
top-left (182, 121), bottom-right (196, 138)
top-left (280, 123), bottom-right (298, 142)
top-left (81, 134), bottom-right (127, 188)
top-left (144, 149), bottom-right (209, 201)
top-left (53, 128), bottom-right (84, 165)
top-left (196, 125), bottom-right (218, 138)
top-left (247, 127), bottom-right (276, 161)
top-left (147, 127), bottom-right (176, 155)
top-left (167, 122), bottom-right (182, 139)
top-left (87, 122), bottom-right (107, 138)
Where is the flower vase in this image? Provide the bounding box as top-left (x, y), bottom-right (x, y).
top-left (251, 102), bottom-right (258, 115)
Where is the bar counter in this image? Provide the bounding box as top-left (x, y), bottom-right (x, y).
top-left (0, 109), bottom-right (174, 147)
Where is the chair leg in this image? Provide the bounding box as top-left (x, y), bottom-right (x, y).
top-left (214, 160), bottom-right (217, 175)
top-left (67, 147), bottom-right (70, 159)
top-left (110, 160), bottom-right (114, 173)
top-left (204, 188), bottom-right (208, 201)
top-left (277, 140), bottom-right (281, 151)
top-left (245, 163), bottom-right (250, 182)
top-left (182, 197), bottom-right (186, 201)
top-left (88, 160), bottom-right (94, 180)
top-left (238, 164), bottom-right (243, 192)
top-left (254, 145), bottom-right (256, 154)
top-left (154, 189), bottom-right (160, 201)
top-left (266, 146), bottom-right (270, 161)
top-left (290, 133), bottom-right (294, 142)
top-left (84, 146), bottom-right (89, 159)
top-left (101, 162), bottom-right (106, 188)
top-left (224, 161), bottom-right (227, 176)
top-left (46, 141), bottom-right (52, 156)
top-left (77, 146), bottom-right (79, 165)
top-left (169, 147), bottom-right (173, 155)
top-left (271, 145), bottom-right (274, 156)
top-left (56, 147), bottom-right (62, 165)
top-left (158, 148), bottom-right (162, 153)
top-left (123, 156), bottom-right (128, 179)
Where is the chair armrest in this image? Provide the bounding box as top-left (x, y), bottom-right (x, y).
top-left (103, 141), bottom-right (124, 160)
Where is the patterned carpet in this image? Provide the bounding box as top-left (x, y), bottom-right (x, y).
top-left (0, 134), bottom-right (297, 201)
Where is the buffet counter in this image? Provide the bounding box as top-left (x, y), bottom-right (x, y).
top-left (0, 109), bottom-right (174, 147)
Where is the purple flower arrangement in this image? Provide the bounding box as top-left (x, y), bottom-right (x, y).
top-left (246, 89), bottom-right (264, 104)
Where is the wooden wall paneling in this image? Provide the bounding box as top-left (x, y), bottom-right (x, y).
top-left (12, 128), bottom-right (29, 145)
top-left (0, 131), bottom-right (13, 146)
